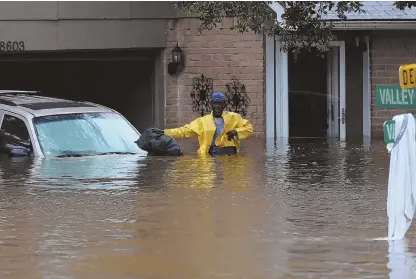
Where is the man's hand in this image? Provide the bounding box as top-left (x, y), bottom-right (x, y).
top-left (226, 130), bottom-right (238, 141)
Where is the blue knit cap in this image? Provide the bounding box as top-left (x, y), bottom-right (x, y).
top-left (211, 92), bottom-right (226, 101)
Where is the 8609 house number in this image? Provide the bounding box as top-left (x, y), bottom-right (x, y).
top-left (0, 41), bottom-right (25, 52)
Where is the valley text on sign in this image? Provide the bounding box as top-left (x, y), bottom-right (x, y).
top-left (399, 63), bottom-right (416, 89)
top-left (383, 116), bottom-right (416, 144)
top-left (383, 120), bottom-right (395, 144)
top-left (375, 85), bottom-right (416, 109)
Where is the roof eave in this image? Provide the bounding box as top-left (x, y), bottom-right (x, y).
top-left (332, 20), bottom-right (416, 30)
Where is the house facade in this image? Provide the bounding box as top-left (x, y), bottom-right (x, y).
top-left (0, 1), bottom-right (413, 141)
top-left (264, 1), bottom-right (416, 141)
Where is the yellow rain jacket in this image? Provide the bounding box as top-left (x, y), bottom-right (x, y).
top-left (164, 111), bottom-right (253, 155)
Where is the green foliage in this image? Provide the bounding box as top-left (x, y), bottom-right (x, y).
top-left (172, 1), bottom-right (363, 55)
top-left (394, 1), bottom-right (416, 9)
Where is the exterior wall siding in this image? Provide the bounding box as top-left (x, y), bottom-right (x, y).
top-left (0, 1), bottom-right (178, 20)
top-left (370, 31), bottom-right (416, 139)
top-left (0, 1), bottom-right (177, 50)
top-left (164, 17), bottom-right (265, 136)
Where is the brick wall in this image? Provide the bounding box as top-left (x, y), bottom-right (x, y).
top-left (164, 17), bottom-right (265, 136)
top-left (370, 31), bottom-right (416, 138)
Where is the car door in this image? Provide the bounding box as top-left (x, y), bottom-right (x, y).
top-left (0, 112), bottom-right (34, 156)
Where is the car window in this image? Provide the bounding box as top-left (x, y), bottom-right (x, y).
top-left (0, 114), bottom-right (30, 142)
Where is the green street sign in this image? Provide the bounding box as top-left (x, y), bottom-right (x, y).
top-left (383, 120), bottom-right (395, 144)
top-left (376, 85), bottom-right (416, 108)
top-left (383, 116), bottom-right (416, 145)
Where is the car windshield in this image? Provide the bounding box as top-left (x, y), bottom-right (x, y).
top-left (33, 112), bottom-right (143, 157)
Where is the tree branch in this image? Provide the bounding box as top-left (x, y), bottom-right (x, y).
top-left (171, 1), bottom-right (364, 54)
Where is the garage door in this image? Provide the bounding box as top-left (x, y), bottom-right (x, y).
top-left (0, 49), bottom-right (156, 133)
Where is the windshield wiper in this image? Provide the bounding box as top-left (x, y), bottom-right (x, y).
top-left (55, 151), bottom-right (136, 157)
top-left (55, 150), bottom-right (96, 158)
top-left (96, 152), bottom-right (136, 155)
top-left (56, 153), bottom-right (93, 158)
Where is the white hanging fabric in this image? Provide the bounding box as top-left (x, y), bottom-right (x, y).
top-left (387, 113), bottom-right (416, 240)
top-left (387, 239), bottom-right (415, 279)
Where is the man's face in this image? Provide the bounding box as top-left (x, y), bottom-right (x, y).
top-left (211, 99), bottom-right (226, 117)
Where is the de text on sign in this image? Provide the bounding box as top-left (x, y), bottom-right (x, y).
top-left (399, 63), bottom-right (416, 89)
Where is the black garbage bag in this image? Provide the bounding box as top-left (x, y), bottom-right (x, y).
top-left (135, 128), bottom-right (183, 156)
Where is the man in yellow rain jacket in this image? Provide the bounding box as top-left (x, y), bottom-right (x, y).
top-left (155, 92), bottom-right (253, 156)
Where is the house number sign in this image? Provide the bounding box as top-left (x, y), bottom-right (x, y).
top-left (0, 41), bottom-right (25, 52)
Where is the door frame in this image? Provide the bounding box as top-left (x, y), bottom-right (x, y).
top-left (327, 41), bottom-right (346, 140)
top-left (362, 36), bottom-right (371, 140)
top-left (0, 110), bottom-right (41, 156)
top-left (265, 38), bottom-right (349, 141)
top-left (265, 36), bottom-right (289, 139)
top-left (326, 47), bottom-right (339, 138)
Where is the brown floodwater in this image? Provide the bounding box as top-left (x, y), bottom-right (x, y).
top-left (0, 137), bottom-right (412, 279)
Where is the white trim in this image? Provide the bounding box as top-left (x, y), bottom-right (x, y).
top-left (265, 35), bottom-right (289, 139)
top-left (277, 43), bottom-right (289, 138)
top-left (327, 47), bottom-right (340, 138)
top-left (332, 21), bottom-right (416, 30)
top-left (275, 40), bottom-right (281, 138)
top-left (333, 47), bottom-right (340, 137)
top-left (362, 36), bottom-right (371, 139)
top-left (339, 41), bottom-right (346, 141)
top-left (326, 48), bottom-right (332, 137)
top-left (329, 41), bottom-right (346, 141)
top-left (268, 2), bottom-right (285, 21)
top-left (268, 1), bottom-right (289, 139)
top-left (265, 35), bottom-right (275, 139)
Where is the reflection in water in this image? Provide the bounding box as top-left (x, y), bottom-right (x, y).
top-left (26, 154), bottom-right (149, 190)
top-left (165, 155), bottom-right (258, 190)
top-left (0, 138), bottom-right (410, 278)
top-left (388, 239), bottom-right (416, 279)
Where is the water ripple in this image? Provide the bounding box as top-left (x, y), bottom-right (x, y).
top-left (0, 138), bottom-right (407, 279)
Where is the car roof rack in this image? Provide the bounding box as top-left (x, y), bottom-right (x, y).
top-left (0, 90), bottom-right (40, 106)
top-left (0, 90), bottom-right (39, 95)
top-left (0, 99), bottom-right (17, 106)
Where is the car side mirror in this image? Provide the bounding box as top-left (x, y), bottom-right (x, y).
top-left (8, 146), bottom-right (31, 157)
top-left (0, 130), bottom-right (32, 157)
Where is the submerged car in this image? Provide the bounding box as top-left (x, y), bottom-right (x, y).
top-left (0, 90), bottom-right (146, 157)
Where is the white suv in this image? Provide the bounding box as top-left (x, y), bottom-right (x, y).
top-left (0, 90), bottom-right (146, 157)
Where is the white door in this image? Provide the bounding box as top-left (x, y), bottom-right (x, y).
top-left (327, 47), bottom-right (339, 138)
top-left (327, 41), bottom-right (346, 141)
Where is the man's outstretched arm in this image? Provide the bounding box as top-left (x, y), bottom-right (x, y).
top-left (164, 119), bottom-right (200, 139)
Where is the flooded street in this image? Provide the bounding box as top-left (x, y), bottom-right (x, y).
top-left (0, 138), bottom-right (410, 279)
